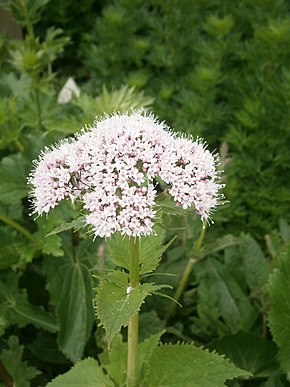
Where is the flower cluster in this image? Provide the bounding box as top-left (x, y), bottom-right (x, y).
top-left (28, 111), bottom-right (223, 237)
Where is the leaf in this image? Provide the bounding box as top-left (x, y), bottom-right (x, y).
top-left (46, 217), bottom-right (86, 236)
top-left (46, 358), bottom-right (114, 387)
top-left (279, 218), bottom-right (290, 244)
top-left (197, 258), bottom-right (258, 333)
top-left (242, 235), bottom-right (269, 291)
top-left (139, 310), bottom-right (166, 341)
top-left (44, 238), bottom-right (97, 362)
top-left (202, 234), bottom-right (242, 257)
top-left (146, 343), bottom-right (251, 386)
top-left (140, 226), bottom-right (175, 275)
top-left (107, 227), bottom-right (174, 275)
top-left (0, 272), bottom-right (58, 332)
top-left (156, 194), bottom-right (193, 216)
top-left (138, 331), bottom-right (164, 382)
top-left (106, 334), bottom-right (127, 385)
top-left (268, 243), bottom-right (290, 375)
top-left (0, 153), bottom-right (29, 204)
top-left (96, 277), bottom-right (163, 345)
top-left (209, 332), bottom-right (279, 377)
top-left (0, 336), bottom-right (40, 387)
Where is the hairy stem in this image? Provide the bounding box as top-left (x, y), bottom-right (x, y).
top-left (127, 237), bottom-right (140, 387)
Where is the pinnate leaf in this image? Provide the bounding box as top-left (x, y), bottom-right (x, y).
top-left (147, 343), bottom-right (251, 386)
top-left (268, 243), bottom-right (290, 376)
top-left (46, 358), bottom-right (114, 387)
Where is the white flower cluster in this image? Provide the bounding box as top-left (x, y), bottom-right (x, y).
top-left (28, 111), bottom-right (223, 237)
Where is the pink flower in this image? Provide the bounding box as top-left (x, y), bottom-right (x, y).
top-left (28, 111), bottom-right (224, 237)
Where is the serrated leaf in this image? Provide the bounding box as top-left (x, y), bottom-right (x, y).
top-left (0, 272), bottom-right (58, 332)
top-left (0, 153), bottom-right (29, 204)
top-left (107, 227), bottom-right (173, 275)
top-left (138, 331), bottom-right (164, 382)
top-left (46, 217), bottom-right (86, 236)
top-left (96, 278), bottom-right (163, 345)
top-left (147, 343), bottom-right (251, 386)
top-left (44, 239), bottom-right (97, 362)
top-left (0, 336), bottom-right (40, 387)
top-left (140, 227), bottom-right (175, 275)
top-left (46, 358), bottom-right (114, 387)
top-left (242, 235), bottom-right (269, 291)
top-left (156, 194), bottom-right (193, 216)
top-left (106, 334), bottom-right (127, 385)
top-left (268, 243), bottom-right (290, 375)
top-left (209, 332), bottom-right (279, 377)
top-left (42, 234), bottom-right (63, 256)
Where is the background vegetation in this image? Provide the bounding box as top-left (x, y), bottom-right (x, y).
top-left (0, 0), bottom-right (290, 385)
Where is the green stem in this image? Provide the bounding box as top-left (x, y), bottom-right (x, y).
top-left (127, 237), bottom-right (140, 387)
top-left (20, 0), bottom-right (34, 40)
top-left (0, 213), bottom-right (40, 246)
top-left (165, 225), bottom-right (207, 321)
top-left (33, 76), bottom-right (43, 130)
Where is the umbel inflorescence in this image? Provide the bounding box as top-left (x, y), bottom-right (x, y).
top-left (28, 111), bottom-right (224, 237)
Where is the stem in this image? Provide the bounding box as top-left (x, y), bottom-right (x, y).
top-left (33, 76), bottom-right (43, 130)
top-left (0, 213), bottom-right (40, 246)
top-left (165, 225), bottom-right (207, 321)
top-left (127, 237), bottom-right (140, 387)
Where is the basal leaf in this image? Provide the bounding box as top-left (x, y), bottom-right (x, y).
top-left (197, 258), bottom-right (258, 333)
top-left (0, 272), bottom-right (58, 332)
top-left (209, 332), bottom-right (279, 377)
top-left (46, 358), bottom-right (114, 387)
top-left (96, 277), bottom-right (163, 345)
top-left (0, 336), bottom-right (40, 387)
top-left (268, 243), bottom-right (290, 375)
top-left (147, 343), bottom-right (250, 386)
top-left (0, 153), bottom-right (29, 204)
top-left (44, 238), bottom-right (97, 362)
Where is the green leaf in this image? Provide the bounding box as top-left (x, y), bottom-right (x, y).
top-left (106, 334), bottom-right (127, 385)
top-left (44, 239), bottom-right (97, 362)
top-left (107, 226), bottom-right (174, 275)
top-left (156, 194), bottom-right (193, 216)
top-left (147, 343), bottom-right (250, 386)
top-left (0, 272), bottom-right (58, 332)
top-left (0, 153), bottom-right (29, 204)
top-left (268, 243), bottom-right (290, 375)
top-left (197, 258), bottom-right (258, 333)
top-left (96, 277), bottom-right (163, 345)
top-left (279, 218), bottom-right (290, 244)
top-left (138, 331), bottom-right (164, 382)
top-left (46, 358), bottom-right (114, 387)
top-left (242, 235), bottom-right (269, 291)
top-left (0, 336), bottom-right (40, 387)
top-left (140, 226), bottom-right (175, 275)
top-left (46, 217), bottom-right (86, 236)
top-left (139, 310), bottom-right (166, 341)
top-left (202, 234), bottom-right (242, 257)
top-left (209, 332), bottom-right (279, 377)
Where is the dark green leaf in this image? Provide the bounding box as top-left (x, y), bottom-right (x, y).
top-left (0, 153), bottom-right (29, 204)
top-left (0, 336), bottom-right (40, 387)
top-left (268, 243), bottom-right (290, 375)
top-left (46, 217), bottom-right (86, 236)
top-left (209, 332), bottom-right (279, 377)
top-left (44, 239), bottom-right (97, 362)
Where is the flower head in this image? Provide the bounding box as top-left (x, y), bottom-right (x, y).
top-left (28, 110), bottom-right (224, 237)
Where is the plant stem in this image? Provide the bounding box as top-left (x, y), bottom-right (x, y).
top-left (127, 237), bottom-right (140, 387)
top-left (0, 213), bottom-right (40, 246)
top-left (165, 225), bottom-right (206, 321)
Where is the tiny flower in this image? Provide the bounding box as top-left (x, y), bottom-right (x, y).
top-left (28, 110), bottom-right (224, 237)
